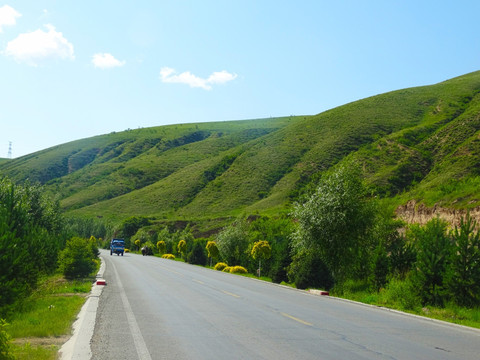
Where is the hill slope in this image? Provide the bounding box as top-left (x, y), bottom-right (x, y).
top-left (1, 71), bottom-right (480, 225)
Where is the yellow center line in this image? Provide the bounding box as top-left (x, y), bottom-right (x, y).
top-left (158, 265), bottom-right (184, 276)
top-left (222, 290), bottom-right (241, 298)
top-left (281, 312), bottom-right (313, 326)
top-left (193, 279), bottom-right (205, 285)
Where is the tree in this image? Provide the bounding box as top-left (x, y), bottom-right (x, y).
top-left (157, 240), bottom-right (166, 255)
top-left (187, 240), bottom-right (207, 265)
top-left (251, 240), bottom-right (271, 277)
top-left (0, 177), bottom-right (65, 315)
top-left (446, 213), bottom-right (480, 307)
top-left (206, 241), bottom-right (219, 266)
top-left (58, 237), bottom-right (97, 279)
top-left (369, 241), bottom-right (389, 291)
top-left (411, 218), bottom-right (452, 306)
top-left (216, 218), bottom-right (250, 266)
top-left (177, 239), bottom-right (187, 260)
top-left (287, 249), bottom-right (334, 290)
top-left (291, 163), bottom-right (376, 284)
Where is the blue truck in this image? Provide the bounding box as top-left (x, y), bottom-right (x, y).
top-left (110, 238), bottom-right (125, 256)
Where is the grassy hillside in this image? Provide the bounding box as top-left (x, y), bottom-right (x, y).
top-left (1, 71), bottom-right (480, 226)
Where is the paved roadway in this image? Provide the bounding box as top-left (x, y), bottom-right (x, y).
top-left (90, 250), bottom-right (480, 359)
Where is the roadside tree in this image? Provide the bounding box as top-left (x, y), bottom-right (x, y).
top-left (291, 163), bottom-right (376, 285)
top-left (251, 240), bottom-right (271, 277)
top-left (178, 239), bottom-right (187, 260)
top-left (446, 213), bottom-right (480, 307)
top-left (206, 241), bottom-right (219, 266)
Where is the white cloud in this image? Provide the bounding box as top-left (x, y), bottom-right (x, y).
top-left (207, 70), bottom-right (238, 84)
top-left (92, 53), bottom-right (125, 69)
top-left (0, 5), bottom-right (21, 32)
top-left (159, 67), bottom-right (237, 90)
top-left (4, 24), bottom-right (74, 66)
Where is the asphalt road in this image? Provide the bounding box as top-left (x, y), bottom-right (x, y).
top-left (90, 250), bottom-right (480, 360)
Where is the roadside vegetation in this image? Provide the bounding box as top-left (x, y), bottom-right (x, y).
top-left (0, 177), bottom-right (99, 359)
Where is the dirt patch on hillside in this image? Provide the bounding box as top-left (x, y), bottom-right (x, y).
top-left (396, 200), bottom-right (480, 229)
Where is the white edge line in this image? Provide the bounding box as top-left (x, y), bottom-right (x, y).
top-left (110, 258), bottom-right (153, 360)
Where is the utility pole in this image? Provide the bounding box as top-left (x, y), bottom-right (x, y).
top-left (7, 141), bottom-right (12, 159)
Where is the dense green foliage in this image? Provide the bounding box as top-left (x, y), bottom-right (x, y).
top-left (58, 237), bottom-right (99, 279)
top-left (0, 319), bottom-right (15, 360)
top-left (410, 219), bottom-right (452, 306)
top-left (446, 215), bottom-right (480, 307)
top-left (291, 163), bottom-right (377, 283)
top-left (0, 178), bottom-right (65, 316)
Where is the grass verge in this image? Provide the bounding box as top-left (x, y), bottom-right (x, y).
top-left (8, 275), bottom-right (93, 360)
top-left (331, 279), bottom-right (480, 329)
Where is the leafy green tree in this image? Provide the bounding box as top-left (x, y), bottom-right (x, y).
top-left (248, 216), bottom-right (294, 282)
top-left (251, 240), bottom-right (271, 277)
top-left (134, 239), bottom-right (141, 251)
top-left (216, 218), bottom-right (250, 266)
top-left (411, 218), bottom-right (452, 306)
top-left (291, 163), bottom-right (376, 284)
top-left (206, 241), bottom-right (219, 266)
top-left (446, 213), bottom-right (480, 307)
top-left (177, 239), bottom-right (187, 259)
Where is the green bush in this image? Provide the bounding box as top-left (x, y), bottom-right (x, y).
top-left (380, 276), bottom-right (419, 311)
top-left (187, 240), bottom-right (207, 265)
top-left (214, 262), bottom-right (228, 271)
top-left (161, 254), bottom-right (175, 260)
top-left (0, 319), bottom-right (15, 360)
top-left (288, 250), bottom-right (334, 290)
top-left (58, 237), bottom-right (97, 279)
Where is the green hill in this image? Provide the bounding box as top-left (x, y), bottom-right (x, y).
top-left (1, 71), bottom-right (480, 227)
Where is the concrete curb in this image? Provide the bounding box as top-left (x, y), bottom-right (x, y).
top-left (59, 255), bottom-right (106, 360)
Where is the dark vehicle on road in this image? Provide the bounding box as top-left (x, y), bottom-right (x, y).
top-left (110, 238), bottom-right (125, 256)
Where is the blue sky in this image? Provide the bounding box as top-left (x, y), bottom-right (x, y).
top-left (1, 1), bottom-right (479, 158)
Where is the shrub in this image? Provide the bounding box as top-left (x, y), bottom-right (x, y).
top-left (125, 249), bottom-right (130, 253)
top-left (58, 237), bottom-right (97, 279)
top-left (380, 276), bottom-right (419, 311)
top-left (214, 262), bottom-right (228, 271)
top-left (187, 241), bottom-right (207, 265)
top-left (230, 266), bottom-right (248, 274)
top-left (222, 266), bottom-right (232, 273)
top-left (161, 254), bottom-right (175, 260)
top-left (288, 250), bottom-right (334, 290)
top-left (0, 319), bottom-right (14, 360)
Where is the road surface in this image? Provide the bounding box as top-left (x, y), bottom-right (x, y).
top-left (90, 250), bottom-right (480, 359)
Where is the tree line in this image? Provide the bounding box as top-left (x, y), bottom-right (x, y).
top-left (0, 177), bottom-right (99, 318)
top-left (108, 162), bottom-right (480, 309)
